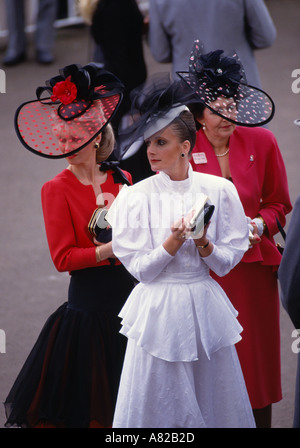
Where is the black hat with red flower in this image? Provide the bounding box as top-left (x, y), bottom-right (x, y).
top-left (15, 63), bottom-right (124, 158)
top-left (177, 40), bottom-right (275, 127)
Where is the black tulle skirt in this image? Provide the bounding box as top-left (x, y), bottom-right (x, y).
top-left (4, 264), bottom-right (135, 428)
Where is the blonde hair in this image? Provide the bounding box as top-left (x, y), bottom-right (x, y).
top-left (76, 0), bottom-right (100, 24)
top-left (96, 123), bottom-right (115, 163)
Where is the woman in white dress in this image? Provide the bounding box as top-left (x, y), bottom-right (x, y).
top-left (108, 75), bottom-right (256, 428)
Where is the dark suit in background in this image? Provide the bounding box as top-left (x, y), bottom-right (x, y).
top-left (90, 0), bottom-right (147, 130)
top-left (149, 0), bottom-right (276, 87)
top-left (278, 196), bottom-right (300, 428)
top-left (3, 0), bottom-right (57, 65)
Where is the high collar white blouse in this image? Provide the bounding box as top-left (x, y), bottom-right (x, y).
top-left (108, 165), bottom-right (248, 282)
top-left (107, 165), bottom-right (249, 361)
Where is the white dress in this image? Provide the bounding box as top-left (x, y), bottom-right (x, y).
top-left (107, 165), bottom-right (255, 428)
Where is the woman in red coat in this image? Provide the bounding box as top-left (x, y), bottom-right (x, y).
top-left (178, 41), bottom-right (292, 427)
top-left (4, 64), bottom-right (135, 428)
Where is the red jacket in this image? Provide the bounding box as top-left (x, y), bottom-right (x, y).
top-left (41, 168), bottom-right (132, 273)
top-left (190, 126), bottom-right (292, 266)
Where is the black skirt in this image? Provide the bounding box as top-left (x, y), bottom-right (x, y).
top-left (4, 264), bottom-right (135, 428)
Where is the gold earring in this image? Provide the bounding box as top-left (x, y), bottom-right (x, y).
top-left (94, 142), bottom-right (100, 149)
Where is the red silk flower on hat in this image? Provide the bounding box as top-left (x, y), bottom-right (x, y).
top-left (51, 76), bottom-right (77, 105)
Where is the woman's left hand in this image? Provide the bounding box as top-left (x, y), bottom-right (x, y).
top-left (192, 222), bottom-right (210, 247)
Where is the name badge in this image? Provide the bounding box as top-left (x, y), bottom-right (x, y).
top-left (192, 152), bottom-right (207, 164)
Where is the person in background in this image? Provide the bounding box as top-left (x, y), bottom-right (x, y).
top-left (4, 64), bottom-right (135, 427)
top-left (278, 119), bottom-right (300, 428)
top-left (178, 40), bottom-right (292, 427)
top-left (106, 74), bottom-right (255, 428)
top-left (78, 0), bottom-right (151, 183)
top-left (3, 0), bottom-right (57, 65)
top-left (149, 0), bottom-right (276, 86)
top-left (78, 0), bottom-right (147, 131)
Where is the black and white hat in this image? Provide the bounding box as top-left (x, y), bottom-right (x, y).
top-left (177, 40), bottom-right (275, 127)
top-left (115, 72), bottom-right (193, 160)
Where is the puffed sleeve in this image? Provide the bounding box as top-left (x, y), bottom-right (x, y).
top-left (107, 185), bottom-right (174, 283)
top-left (200, 178), bottom-right (250, 277)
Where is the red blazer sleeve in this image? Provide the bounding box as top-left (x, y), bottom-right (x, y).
top-left (257, 131), bottom-right (291, 235)
top-left (191, 127), bottom-right (292, 267)
top-left (245, 129), bottom-right (292, 266)
top-left (41, 179), bottom-right (98, 273)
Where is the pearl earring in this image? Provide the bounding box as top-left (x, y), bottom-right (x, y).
top-left (94, 142), bottom-right (100, 149)
top-left (202, 123), bottom-right (206, 131)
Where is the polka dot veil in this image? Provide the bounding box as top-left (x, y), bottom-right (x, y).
top-left (14, 64), bottom-right (124, 159)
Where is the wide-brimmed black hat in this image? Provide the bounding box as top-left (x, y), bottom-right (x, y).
top-left (15, 63), bottom-right (124, 159)
top-left (115, 72), bottom-right (193, 160)
top-left (176, 40), bottom-right (275, 127)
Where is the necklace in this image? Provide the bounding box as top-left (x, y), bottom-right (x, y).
top-left (215, 148), bottom-right (230, 157)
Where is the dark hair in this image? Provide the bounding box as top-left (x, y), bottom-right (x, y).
top-left (169, 109), bottom-right (196, 154)
top-left (187, 103), bottom-right (206, 131)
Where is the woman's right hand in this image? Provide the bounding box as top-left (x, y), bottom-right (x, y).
top-left (163, 218), bottom-right (190, 256)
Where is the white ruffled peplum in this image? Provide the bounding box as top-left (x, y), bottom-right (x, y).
top-left (119, 269), bottom-right (243, 361)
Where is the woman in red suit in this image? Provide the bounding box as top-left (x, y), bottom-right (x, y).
top-left (4, 64), bottom-right (135, 428)
top-left (178, 41), bottom-right (292, 427)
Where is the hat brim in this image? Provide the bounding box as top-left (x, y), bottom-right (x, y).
top-left (143, 105), bottom-right (189, 140)
top-left (15, 92), bottom-right (122, 159)
top-left (177, 71), bottom-right (275, 127)
top-left (115, 73), bottom-right (194, 160)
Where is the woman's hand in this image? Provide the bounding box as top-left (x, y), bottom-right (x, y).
top-left (163, 217), bottom-right (190, 256)
top-left (193, 222), bottom-right (213, 257)
top-left (93, 238), bottom-right (116, 262)
top-left (249, 221), bottom-right (261, 247)
top-left (171, 217), bottom-right (191, 241)
top-left (193, 222), bottom-right (210, 247)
